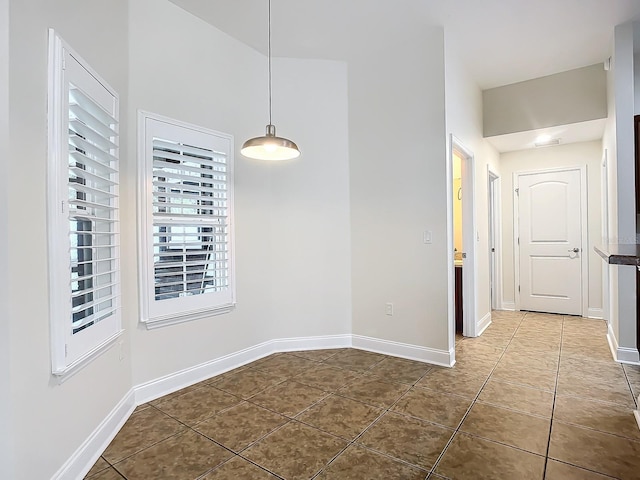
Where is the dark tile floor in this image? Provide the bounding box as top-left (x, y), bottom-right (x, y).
top-left (86, 311), bottom-right (640, 479)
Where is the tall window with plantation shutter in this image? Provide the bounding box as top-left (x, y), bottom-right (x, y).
top-left (138, 112), bottom-right (235, 328)
top-left (47, 31), bottom-right (121, 376)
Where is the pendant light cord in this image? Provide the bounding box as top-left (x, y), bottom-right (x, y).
top-left (268, 0), bottom-right (272, 126)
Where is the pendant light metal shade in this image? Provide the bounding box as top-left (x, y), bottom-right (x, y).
top-left (241, 124), bottom-right (300, 161)
top-left (241, 0), bottom-right (300, 161)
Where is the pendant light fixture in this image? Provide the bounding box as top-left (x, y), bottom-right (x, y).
top-left (241, 0), bottom-right (300, 161)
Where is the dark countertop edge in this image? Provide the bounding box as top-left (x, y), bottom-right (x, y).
top-left (594, 244), bottom-right (640, 266)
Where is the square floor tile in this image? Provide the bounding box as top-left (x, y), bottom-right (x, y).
top-left (545, 459), bottom-right (618, 479)
top-left (323, 349), bottom-right (386, 372)
top-left (549, 421), bottom-right (640, 479)
top-left (490, 362), bottom-right (557, 392)
top-left (459, 403), bottom-right (550, 455)
top-left (102, 407), bottom-right (186, 464)
top-left (392, 387), bottom-right (472, 428)
top-left (435, 432), bottom-right (545, 480)
top-left (416, 368), bottom-right (487, 398)
top-left (357, 412), bottom-right (453, 470)
top-left (556, 372), bottom-right (636, 408)
top-left (249, 380), bottom-right (328, 417)
top-left (497, 350), bottom-right (559, 372)
top-left (477, 379), bottom-right (554, 418)
top-left (201, 456), bottom-right (280, 479)
top-left (296, 394), bottom-right (383, 440)
top-left (292, 365), bottom-right (361, 392)
top-left (337, 376), bottom-right (409, 408)
top-left (154, 385), bottom-right (241, 426)
top-left (554, 395), bottom-right (640, 441)
top-left (316, 445), bottom-right (427, 479)
top-left (114, 430), bottom-right (233, 479)
top-left (195, 401), bottom-right (288, 452)
top-left (366, 356), bottom-right (432, 384)
top-left (212, 368), bottom-right (286, 399)
top-left (242, 421), bottom-right (347, 480)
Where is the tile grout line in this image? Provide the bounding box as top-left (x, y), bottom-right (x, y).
top-left (312, 359), bottom-right (442, 478)
top-left (427, 312), bottom-right (528, 477)
top-left (541, 314), bottom-right (565, 480)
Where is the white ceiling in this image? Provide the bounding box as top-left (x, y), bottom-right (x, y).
top-left (168, 0), bottom-right (640, 151)
top-left (169, 0), bottom-right (640, 89)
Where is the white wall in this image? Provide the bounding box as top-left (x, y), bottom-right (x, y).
top-left (499, 141), bottom-right (603, 316)
top-left (483, 64), bottom-right (607, 137)
top-left (603, 36), bottom-right (618, 335)
top-left (348, 23), bottom-right (450, 354)
top-left (7, 1), bottom-right (132, 478)
top-left (444, 35), bottom-right (501, 337)
top-left (128, 0), bottom-right (352, 385)
top-left (610, 22), bottom-right (638, 357)
top-left (268, 57), bottom-right (352, 340)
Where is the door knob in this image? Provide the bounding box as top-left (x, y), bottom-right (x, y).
top-left (568, 248), bottom-right (580, 253)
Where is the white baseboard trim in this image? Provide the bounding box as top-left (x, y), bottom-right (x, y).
top-left (352, 334), bottom-right (453, 367)
top-left (272, 334), bottom-right (352, 352)
top-left (477, 311), bottom-right (492, 336)
top-left (607, 324), bottom-right (640, 365)
top-left (587, 307), bottom-right (603, 319)
top-left (134, 334), bottom-right (353, 405)
top-left (134, 339), bottom-right (274, 405)
top-left (501, 302), bottom-right (516, 311)
top-left (52, 389), bottom-right (135, 480)
top-left (57, 332), bottom-right (452, 478)
top-left (617, 347), bottom-right (640, 364)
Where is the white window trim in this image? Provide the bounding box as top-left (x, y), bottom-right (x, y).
top-left (47, 30), bottom-right (122, 379)
top-left (137, 111), bottom-right (236, 329)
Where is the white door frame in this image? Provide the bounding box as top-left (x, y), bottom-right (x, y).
top-left (488, 166), bottom-right (503, 310)
top-left (447, 134), bottom-right (478, 341)
top-left (601, 149), bottom-right (610, 325)
top-left (513, 165), bottom-right (589, 316)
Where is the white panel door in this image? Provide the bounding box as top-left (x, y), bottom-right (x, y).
top-left (518, 169), bottom-right (582, 315)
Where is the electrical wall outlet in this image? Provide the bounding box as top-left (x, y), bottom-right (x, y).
top-left (385, 303), bottom-right (394, 316)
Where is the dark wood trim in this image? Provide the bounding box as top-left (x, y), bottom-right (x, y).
top-left (635, 115), bottom-right (640, 219)
top-left (636, 116), bottom-right (640, 356)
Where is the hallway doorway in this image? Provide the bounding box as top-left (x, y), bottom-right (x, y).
top-left (448, 135), bottom-right (477, 343)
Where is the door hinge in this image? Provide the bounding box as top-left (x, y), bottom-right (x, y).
top-left (518, 285), bottom-right (520, 292)
top-left (61, 200), bottom-right (65, 213)
top-left (515, 188), bottom-right (519, 195)
top-left (64, 344), bottom-right (68, 358)
top-left (517, 237), bottom-right (520, 245)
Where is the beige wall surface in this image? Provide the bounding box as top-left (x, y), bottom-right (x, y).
top-left (349, 22), bottom-right (449, 351)
top-left (445, 34), bottom-right (501, 338)
top-left (7, 1), bottom-right (132, 478)
top-left (499, 141), bottom-right (603, 316)
top-left (129, 0), bottom-right (353, 384)
top-left (484, 64), bottom-right (607, 137)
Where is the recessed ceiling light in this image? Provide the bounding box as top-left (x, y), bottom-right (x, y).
top-left (534, 137), bottom-right (561, 148)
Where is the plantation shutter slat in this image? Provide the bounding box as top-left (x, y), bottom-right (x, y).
top-left (154, 139), bottom-right (228, 163)
top-left (151, 137), bottom-right (230, 301)
top-left (67, 79), bottom-right (119, 335)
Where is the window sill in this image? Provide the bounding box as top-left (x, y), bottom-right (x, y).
top-left (52, 330), bottom-right (123, 383)
top-left (143, 303), bottom-right (235, 330)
